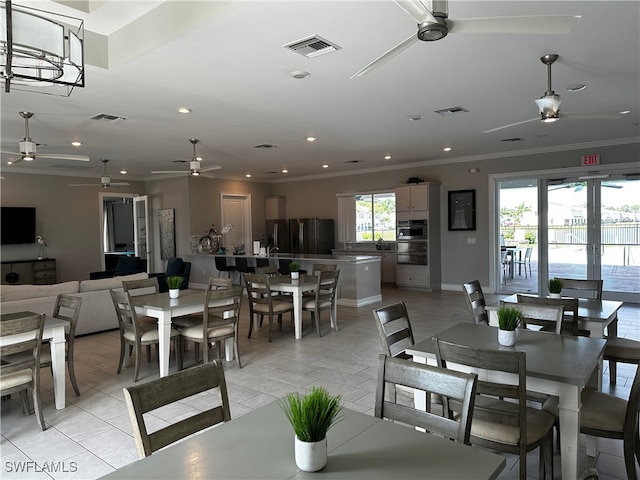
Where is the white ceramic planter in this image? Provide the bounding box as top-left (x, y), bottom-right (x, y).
top-left (291, 272), bottom-right (299, 280)
top-left (498, 329), bottom-right (516, 347)
top-left (294, 436), bottom-right (327, 472)
top-left (549, 293), bottom-right (562, 299)
top-left (169, 289), bottom-right (180, 299)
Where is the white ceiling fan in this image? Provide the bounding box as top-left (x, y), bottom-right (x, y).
top-left (1, 111), bottom-right (90, 164)
top-left (351, 0), bottom-right (582, 79)
top-left (69, 159), bottom-right (130, 188)
top-left (152, 138), bottom-right (221, 178)
top-left (483, 54), bottom-right (628, 134)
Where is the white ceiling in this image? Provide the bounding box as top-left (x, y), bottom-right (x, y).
top-left (1, 0), bottom-right (639, 183)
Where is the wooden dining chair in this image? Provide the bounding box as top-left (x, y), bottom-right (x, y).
top-left (244, 273), bottom-right (294, 342)
top-left (516, 294), bottom-right (580, 336)
top-left (555, 278), bottom-right (603, 300)
top-left (0, 313), bottom-right (46, 431)
top-left (462, 280), bottom-right (489, 324)
top-left (543, 365), bottom-right (640, 480)
top-left (433, 337), bottom-right (555, 480)
top-left (123, 360), bottom-right (231, 458)
top-left (301, 269), bottom-right (340, 336)
top-left (375, 354), bottom-right (478, 445)
top-left (500, 301), bottom-right (565, 334)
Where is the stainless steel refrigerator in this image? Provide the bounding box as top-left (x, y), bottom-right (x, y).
top-left (289, 218), bottom-right (334, 254)
top-left (265, 219), bottom-right (290, 252)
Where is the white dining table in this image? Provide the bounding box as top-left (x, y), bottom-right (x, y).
top-left (262, 275), bottom-right (323, 340)
top-left (100, 400), bottom-right (505, 479)
top-left (406, 322), bottom-right (607, 480)
top-left (131, 289), bottom-right (235, 378)
top-left (0, 311), bottom-right (68, 410)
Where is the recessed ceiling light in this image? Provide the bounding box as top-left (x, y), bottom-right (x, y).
top-left (245, 173), bottom-right (252, 178)
top-left (281, 169), bottom-right (289, 173)
top-left (177, 107), bottom-right (192, 114)
top-left (408, 115), bottom-right (423, 121)
top-left (322, 164), bottom-right (329, 168)
top-left (290, 70), bottom-right (310, 79)
top-left (620, 110), bottom-right (631, 115)
top-left (384, 155), bottom-right (392, 160)
top-left (443, 147), bottom-right (452, 152)
top-left (71, 141), bottom-right (82, 147)
top-left (120, 169), bottom-right (127, 174)
top-left (566, 84), bottom-right (587, 92)
top-left (306, 136), bottom-right (317, 142)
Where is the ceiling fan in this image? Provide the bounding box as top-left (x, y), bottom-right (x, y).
top-left (483, 54), bottom-right (628, 134)
top-left (1, 111), bottom-right (90, 164)
top-left (69, 159), bottom-right (130, 188)
top-left (152, 138), bottom-right (221, 177)
top-left (351, 0), bottom-right (581, 78)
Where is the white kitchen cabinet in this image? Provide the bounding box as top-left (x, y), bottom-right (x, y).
top-left (396, 264), bottom-right (430, 289)
top-left (395, 184), bottom-right (428, 213)
top-left (265, 196), bottom-right (286, 220)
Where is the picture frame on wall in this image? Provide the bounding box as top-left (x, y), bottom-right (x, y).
top-left (448, 189), bottom-right (476, 231)
top-left (159, 208), bottom-right (176, 260)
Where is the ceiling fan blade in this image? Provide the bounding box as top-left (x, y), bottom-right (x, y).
top-left (200, 165), bottom-right (222, 172)
top-left (394, 0), bottom-right (437, 23)
top-left (449, 15), bottom-right (581, 35)
top-left (37, 154), bottom-right (90, 162)
top-left (0, 150), bottom-right (21, 155)
top-left (199, 172), bottom-right (219, 179)
top-left (151, 170), bottom-right (188, 174)
top-left (483, 117), bottom-right (538, 134)
top-left (560, 111), bottom-right (628, 120)
top-left (69, 182), bottom-right (130, 187)
top-left (351, 33), bottom-right (419, 79)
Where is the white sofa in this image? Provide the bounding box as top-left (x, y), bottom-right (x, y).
top-left (0, 273), bottom-right (148, 335)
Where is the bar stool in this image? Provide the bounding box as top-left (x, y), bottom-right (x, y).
top-left (214, 256), bottom-right (236, 279)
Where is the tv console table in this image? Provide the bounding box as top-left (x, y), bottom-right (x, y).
top-left (1, 258), bottom-right (57, 285)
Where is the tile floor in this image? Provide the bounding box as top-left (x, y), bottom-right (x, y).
top-left (1, 287), bottom-right (638, 479)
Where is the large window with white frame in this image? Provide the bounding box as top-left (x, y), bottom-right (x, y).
top-left (354, 192), bottom-right (396, 242)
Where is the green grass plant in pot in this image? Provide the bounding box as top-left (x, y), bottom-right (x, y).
top-left (278, 386), bottom-right (343, 472)
top-left (548, 278), bottom-right (563, 298)
top-left (289, 262), bottom-right (301, 279)
top-left (497, 306), bottom-right (523, 346)
top-left (166, 276), bottom-right (184, 299)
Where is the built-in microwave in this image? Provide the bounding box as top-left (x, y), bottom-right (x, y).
top-left (397, 219), bottom-right (428, 240)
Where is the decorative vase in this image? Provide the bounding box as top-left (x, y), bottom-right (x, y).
top-left (549, 293), bottom-right (562, 299)
top-left (291, 271), bottom-right (299, 280)
top-left (169, 289), bottom-right (180, 299)
top-left (294, 436), bottom-right (327, 472)
top-left (498, 329), bottom-right (516, 347)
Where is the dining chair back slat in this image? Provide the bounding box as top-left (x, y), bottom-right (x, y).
top-left (375, 354), bottom-right (478, 445)
top-left (462, 280), bottom-right (489, 324)
top-left (372, 302), bottom-right (414, 360)
top-left (123, 360), bottom-right (231, 459)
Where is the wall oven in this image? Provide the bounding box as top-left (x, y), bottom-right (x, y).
top-left (397, 219), bottom-right (428, 240)
top-left (397, 240), bottom-right (428, 265)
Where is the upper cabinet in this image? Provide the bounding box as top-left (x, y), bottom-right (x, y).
top-left (395, 184), bottom-right (429, 213)
top-left (265, 196), bottom-right (286, 220)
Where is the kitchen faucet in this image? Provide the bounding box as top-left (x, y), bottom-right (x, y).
top-left (268, 246), bottom-right (279, 257)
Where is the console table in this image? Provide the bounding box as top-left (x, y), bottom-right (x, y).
top-left (1, 259), bottom-right (57, 285)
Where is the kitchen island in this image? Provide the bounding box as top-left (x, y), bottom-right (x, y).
top-left (187, 253), bottom-right (382, 307)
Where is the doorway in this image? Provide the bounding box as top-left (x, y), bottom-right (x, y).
top-left (220, 193), bottom-right (252, 254)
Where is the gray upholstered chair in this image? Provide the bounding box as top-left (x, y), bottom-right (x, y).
top-left (375, 354), bottom-right (478, 445)
top-left (123, 360), bottom-right (231, 458)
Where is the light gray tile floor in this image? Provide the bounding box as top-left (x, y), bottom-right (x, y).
top-left (2, 287), bottom-right (638, 479)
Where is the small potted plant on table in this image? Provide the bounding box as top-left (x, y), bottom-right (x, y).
top-left (548, 278), bottom-right (563, 299)
top-left (497, 306), bottom-right (523, 346)
top-left (166, 276), bottom-right (184, 299)
top-left (279, 386), bottom-right (343, 472)
top-left (289, 262), bottom-right (301, 280)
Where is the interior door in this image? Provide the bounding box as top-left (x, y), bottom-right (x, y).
top-left (133, 195), bottom-right (151, 272)
top-left (221, 193), bottom-right (252, 253)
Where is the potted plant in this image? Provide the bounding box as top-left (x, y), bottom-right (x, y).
top-left (166, 276), bottom-right (184, 299)
top-left (497, 306), bottom-right (523, 346)
top-left (289, 262), bottom-right (301, 280)
top-left (278, 386), bottom-right (343, 472)
top-left (548, 278), bottom-right (563, 299)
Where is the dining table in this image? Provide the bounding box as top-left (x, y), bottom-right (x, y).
top-left (0, 311), bottom-right (68, 410)
top-left (406, 322), bottom-right (607, 480)
top-left (130, 289), bottom-right (236, 378)
top-left (262, 274), bottom-right (325, 340)
top-left (100, 400), bottom-right (506, 479)
top-left (496, 293), bottom-right (622, 339)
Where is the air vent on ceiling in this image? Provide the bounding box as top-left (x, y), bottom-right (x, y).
top-left (254, 144), bottom-right (278, 149)
top-left (345, 160), bottom-right (362, 164)
top-left (265, 171), bottom-right (279, 174)
top-left (89, 113), bottom-right (126, 124)
top-left (434, 106), bottom-right (468, 116)
top-left (500, 137), bottom-right (524, 142)
top-left (284, 35), bottom-right (341, 58)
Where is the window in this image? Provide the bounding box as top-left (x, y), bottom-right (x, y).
top-left (355, 192), bottom-right (396, 241)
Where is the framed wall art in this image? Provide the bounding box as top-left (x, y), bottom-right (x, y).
top-left (448, 189), bottom-right (476, 231)
top-left (159, 208), bottom-right (176, 260)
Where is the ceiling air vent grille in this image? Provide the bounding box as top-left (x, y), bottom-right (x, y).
top-left (254, 144), bottom-right (278, 149)
top-left (89, 113), bottom-right (126, 124)
top-left (500, 137), bottom-right (524, 142)
top-left (434, 106), bottom-right (468, 116)
top-left (284, 35), bottom-right (341, 58)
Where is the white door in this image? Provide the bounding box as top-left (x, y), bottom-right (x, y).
top-left (221, 194), bottom-right (252, 254)
top-left (133, 195), bottom-right (152, 272)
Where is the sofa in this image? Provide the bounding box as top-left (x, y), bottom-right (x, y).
top-left (89, 256), bottom-right (147, 280)
top-left (0, 272), bottom-right (148, 336)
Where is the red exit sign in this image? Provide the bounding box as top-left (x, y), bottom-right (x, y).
top-left (582, 154), bottom-right (600, 166)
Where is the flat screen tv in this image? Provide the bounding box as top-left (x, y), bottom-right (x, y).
top-left (1, 207), bottom-right (36, 245)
